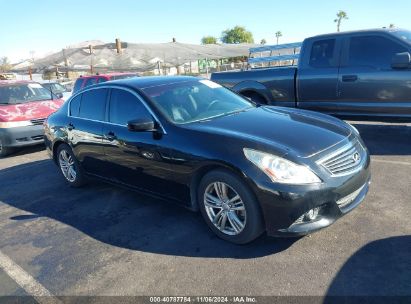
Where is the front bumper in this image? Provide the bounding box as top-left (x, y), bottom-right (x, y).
top-left (0, 125), bottom-right (45, 148)
top-left (248, 154), bottom-right (371, 237)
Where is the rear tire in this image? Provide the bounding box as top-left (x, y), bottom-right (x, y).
top-left (56, 143), bottom-right (86, 187)
top-left (0, 139), bottom-right (13, 158)
top-left (198, 169), bottom-right (264, 244)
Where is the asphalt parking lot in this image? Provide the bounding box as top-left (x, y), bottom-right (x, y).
top-left (0, 121), bottom-right (410, 300)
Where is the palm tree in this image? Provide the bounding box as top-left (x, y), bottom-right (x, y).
top-left (260, 39), bottom-right (267, 45)
top-left (275, 31), bottom-right (282, 45)
top-left (334, 11), bottom-right (348, 32)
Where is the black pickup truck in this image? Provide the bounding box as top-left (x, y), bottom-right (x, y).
top-left (211, 29), bottom-right (411, 119)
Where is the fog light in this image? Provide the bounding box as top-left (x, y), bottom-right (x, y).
top-left (304, 207), bottom-right (320, 221)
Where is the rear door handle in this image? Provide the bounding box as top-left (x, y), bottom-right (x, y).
top-left (67, 123), bottom-right (75, 131)
top-left (105, 131), bottom-right (117, 141)
top-left (342, 75), bottom-right (358, 82)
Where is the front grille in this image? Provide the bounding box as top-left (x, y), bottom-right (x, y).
top-left (318, 140), bottom-right (366, 176)
top-left (30, 118), bottom-right (46, 125)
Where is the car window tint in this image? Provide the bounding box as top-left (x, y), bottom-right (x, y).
top-left (73, 79), bottom-right (83, 93)
top-left (97, 77), bottom-right (107, 83)
top-left (84, 77), bottom-right (98, 88)
top-left (69, 94), bottom-right (81, 117)
top-left (310, 39), bottom-right (335, 68)
top-left (348, 36), bottom-right (407, 69)
top-left (79, 88), bottom-right (108, 121)
top-left (109, 89), bottom-right (150, 125)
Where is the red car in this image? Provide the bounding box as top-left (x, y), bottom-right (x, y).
top-left (0, 80), bottom-right (65, 157)
top-left (72, 73), bottom-right (138, 93)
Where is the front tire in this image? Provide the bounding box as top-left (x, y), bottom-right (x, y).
top-left (198, 169), bottom-right (264, 244)
top-left (57, 144), bottom-right (86, 187)
top-left (0, 138), bottom-right (13, 158)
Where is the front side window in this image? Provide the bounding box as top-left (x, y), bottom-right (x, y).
top-left (142, 79), bottom-right (254, 124)
top-left (0, 83), bottom-right (53, 105)
top-left (347, 36), bottom-right (407, 69)
top-left (310, 39), bottom-right (336, 68)
top-left (78, 88), bottom-right (108, 121)
top-left (109, 89), bottom-right (150, 125)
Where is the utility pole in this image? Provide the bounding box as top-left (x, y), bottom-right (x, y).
top-left (62, 48), bottom-right (69, 78)
top-left (115, 38), bottom-right (122, 54)
top-left (89, 45), bottom-right (94, 74)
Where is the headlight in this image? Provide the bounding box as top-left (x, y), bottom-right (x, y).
top-left (243, 148), bottom-right (321, 184)
top-left (0, 120), bottom-right (33, 128)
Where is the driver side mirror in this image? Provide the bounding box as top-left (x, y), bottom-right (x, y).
top-left (391, 52), bottom-right (411, 69)
top-left (56, 92), bottom-right (64, 99)
top-left (127, 117), bottom-right (156, 132)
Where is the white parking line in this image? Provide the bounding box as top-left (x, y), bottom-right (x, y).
top-left (372, 159), bottom-right (411, 166)
top-left (0, 250), bottom-right (62, 304)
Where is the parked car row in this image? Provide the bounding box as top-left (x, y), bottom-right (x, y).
top-left (0, 73), bottom-right (138, 157)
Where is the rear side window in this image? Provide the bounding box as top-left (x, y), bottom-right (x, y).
top-left (348, 36), bottom-right (407, 69)
top-left (79, 88), bottom-right (108, 121)
top-left (109, 89), bottom-right (150, 125)
top-left (310, 39), bottom-right (336, 68)
top-left (69, 94), bottom-right (81, 117)
top-left (73, 79), bottom-right (83, 93)
top-left (84, 77), bottom-right (98, 88)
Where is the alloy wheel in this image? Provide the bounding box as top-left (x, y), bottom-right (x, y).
top-left (58, 150), bottom-right (77, 182)
top-left (203, 182), bottom-right (246, 235)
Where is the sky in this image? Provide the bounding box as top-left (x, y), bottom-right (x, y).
top-left (1, 0), bottom-right (411, 62)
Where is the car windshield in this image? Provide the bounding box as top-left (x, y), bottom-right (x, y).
top-left (391, 30), bottom-right (411, 45)
top-left (0, 83), bottom-right (53, 105)
top-left (43, 83), bottom-right (66, 93)
top-left (142, 79), bottom-right (255, 124)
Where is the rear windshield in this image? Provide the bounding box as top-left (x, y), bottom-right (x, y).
top-left (0, 83), bottom-right (53, 105)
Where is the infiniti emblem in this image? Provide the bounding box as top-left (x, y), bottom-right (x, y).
top-left (352, 152), bottom-right (361, 163)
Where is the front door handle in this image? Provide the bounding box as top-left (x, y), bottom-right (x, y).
top-left (67, 123), bottom-right (75, 131)
top-left (105, 131), bottom-right (117, 141)
top-left (342, 75), bottom-right (358, 82)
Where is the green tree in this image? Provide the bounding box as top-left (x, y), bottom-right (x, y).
top-left (260, 39), bottom-right (267, 45)
top-left (275, 31), bottom-right (283, 45)
top-left (221, 26), bottom-right (254, 44)
top-left (201, 36), bottom-right (218, 44)
top-left (334, 10), bottom-right (348, 32)
top-left (0, 57), bottom-right (12, 72)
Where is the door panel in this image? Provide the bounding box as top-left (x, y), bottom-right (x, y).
top-left (338, 35), bottom-right (411, 116)
top-left (297, 38), bottom-right (341, 113)
top-left (102, 88), bottom-right (184, 201)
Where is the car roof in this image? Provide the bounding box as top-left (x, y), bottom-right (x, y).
top-left (0, 80), bottom-right (38, 87)
top-left (93, 76), bottom-right (199, 90)
top-left (78, 72), bottom-right (137, 79)
top-left (307, 28), bottom-right (406, 40)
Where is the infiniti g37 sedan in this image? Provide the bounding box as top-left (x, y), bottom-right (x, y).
top-left (44, 76), bottom-right (371, 244)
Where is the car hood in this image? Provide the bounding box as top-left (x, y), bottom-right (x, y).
top-left (186, 106), bottom-right (352, 158)
top-left (0, 99), bottom-right (65, 122)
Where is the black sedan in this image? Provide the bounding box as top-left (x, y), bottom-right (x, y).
top-left (44, 76), bottom-right (371, 244)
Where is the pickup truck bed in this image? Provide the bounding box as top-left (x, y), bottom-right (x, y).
top-left (211, 28), bottom-right (411, 119)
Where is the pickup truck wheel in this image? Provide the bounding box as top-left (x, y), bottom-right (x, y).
top-left (244, 93), bottom-right (267, 105)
